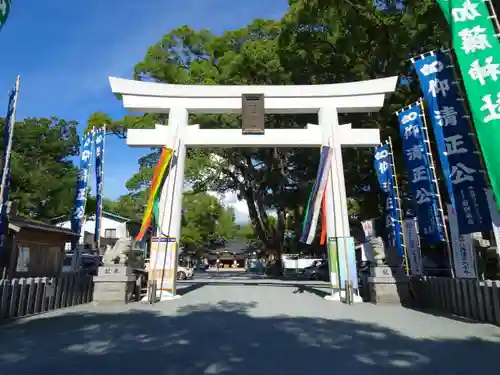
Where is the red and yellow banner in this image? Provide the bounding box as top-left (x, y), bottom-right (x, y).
top-left (319, 194), bottom-right (327, 246)
top-left (136, 147), bottom-right (173, 241)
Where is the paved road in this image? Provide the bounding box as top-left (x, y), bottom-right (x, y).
top-left (189, 269), bottom-right (326, 284)
top-left (0, 275), bottom-right (499, 375)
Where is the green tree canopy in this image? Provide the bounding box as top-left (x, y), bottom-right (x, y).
top-left (235, 223), bottom-right (259, 241)
top-left (0, 117), bottom-right (80, 221)
top-left (181, 191), bottom-right (236, 250)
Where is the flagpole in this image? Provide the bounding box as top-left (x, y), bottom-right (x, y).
top-left (326, 138), bottom-right (339, 297)
top-left (151, 131), bottom-right (178, 301)
top-left (418, 98), bottom-right (455, 278)
top-left (321, 140), bottom-right (338, 297)
top-left (328, 137), bottom-right (353, 302)
top-left (0, 75), bottom-right (20, 209)
top-left (486, 0), bottom-right (500, 36)
top-left (445, 48), bottom-right (492, 278)
top-left (158, 136), bottom-right (181, 299)
top-left (386, 137), bottom-right (410, 275)
top-left (486, 2), bottom-right (500, 275)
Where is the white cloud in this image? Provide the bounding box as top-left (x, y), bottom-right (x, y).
top-left (207, 190), bottom-right (278, 225)
top-left (207, 190), bottom-right (250, 224)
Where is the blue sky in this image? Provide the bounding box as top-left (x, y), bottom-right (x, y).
top-left (0, 0), bottom-right (289, 202)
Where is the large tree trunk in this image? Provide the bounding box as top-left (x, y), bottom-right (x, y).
top-left (243, 188), bottom-right (287, 276)
top-left (271, 207), bottom-right (287, 276)
top-left (243, 188), bottom-right (270, 247)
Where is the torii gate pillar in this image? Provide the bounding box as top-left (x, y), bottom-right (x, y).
top-left (318, 107), bottom-right (358, 301)
top-left (109, 76), bottom-right (398, 302)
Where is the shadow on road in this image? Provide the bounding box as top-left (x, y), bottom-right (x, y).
top-left (193, 271), bottom-right (269, 280)
top-left (292, 284), bottom-right (330, 298)
top-left (179, 279), bottom-right (495, 326)
top-left (402, 304), bottom-right (489, 325)
top-left (179, 280), bottom-right (332, 299)
top-left (0, 301), bottom-right (498, 375)
top-left (177, 282), bottom-right (208, 296)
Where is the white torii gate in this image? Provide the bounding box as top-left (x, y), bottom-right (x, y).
top-left (109, 76), bottom-right (398, 301)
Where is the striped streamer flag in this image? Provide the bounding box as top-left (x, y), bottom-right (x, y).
top-left (136, 147), bottom-right (173, 241)
top-left (319, 193), bottom-right (327, 245)
top-left (300, 146), bottom-right (333, 244)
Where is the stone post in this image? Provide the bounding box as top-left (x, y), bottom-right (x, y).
top-left (368, 237), bottom-right (411, 305)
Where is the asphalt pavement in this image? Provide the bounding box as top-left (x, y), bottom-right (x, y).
top-left (1, 270), bottom-right (499, 375)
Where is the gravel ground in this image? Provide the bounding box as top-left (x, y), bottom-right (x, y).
top-left (0, 277), bottom-right (499, 375)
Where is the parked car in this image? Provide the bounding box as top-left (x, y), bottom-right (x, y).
top-left (62, 253), bottom-right (101, 275)
top-left (143, 259), bottom-right (194, 280)
top-left (177, 266), bottom-right (194, 280)
top-left (315, 262), bottom-right (330, 281)
top-left (195, 262), bottom-right (209, 271)
top-left (303, 260), bottom-right (329, 281)
top-left (302, 260), bottom-right (321, 275)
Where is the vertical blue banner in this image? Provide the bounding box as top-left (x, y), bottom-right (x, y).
top-left (71, 131), bottom-right (94, 239)
top-left (374, 144), bottom-right (403, 257)
top-left (398, 104), bottom-right (445, 244)
top-left (0, 79), bottom-right (19, 256)
top-left (413, 52), bottom-right (491, 235)
top-left (94, 127), bottom-right (105, 247)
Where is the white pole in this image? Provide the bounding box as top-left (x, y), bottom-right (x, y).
top-left (486, 0), bottom-right (500, 36)
top-left (386, 137), bottom-right (409, 275)
top-left (418, 98), bottom-right (455, 278)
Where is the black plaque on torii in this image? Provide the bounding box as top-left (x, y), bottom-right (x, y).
top-left (242, 93), bottom-right (265, 134)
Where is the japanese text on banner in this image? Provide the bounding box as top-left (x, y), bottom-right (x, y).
top-left (397, 105), bottom-right (445, 244)
top-left (403, 218), bottom-right (423, 275)
top-left (71, 131), bottom-right (94, 236)
top-left (94, 128), bottom-right (105, 245)
top-left (447, 204), bottom-right (477, 278)
top-left (447, 0), bottom-right (500, 210)
top-left (373, 144), bottom-right (403, 257)
top-left (413, 51), bottom-right (491, 234)
top-left (149, 237), bottom-right (178, 292)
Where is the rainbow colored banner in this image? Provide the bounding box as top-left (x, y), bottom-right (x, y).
top-left (136, 147), bottom-right (173, 241)
top-left (300, 146), bottom-right (333, 244)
